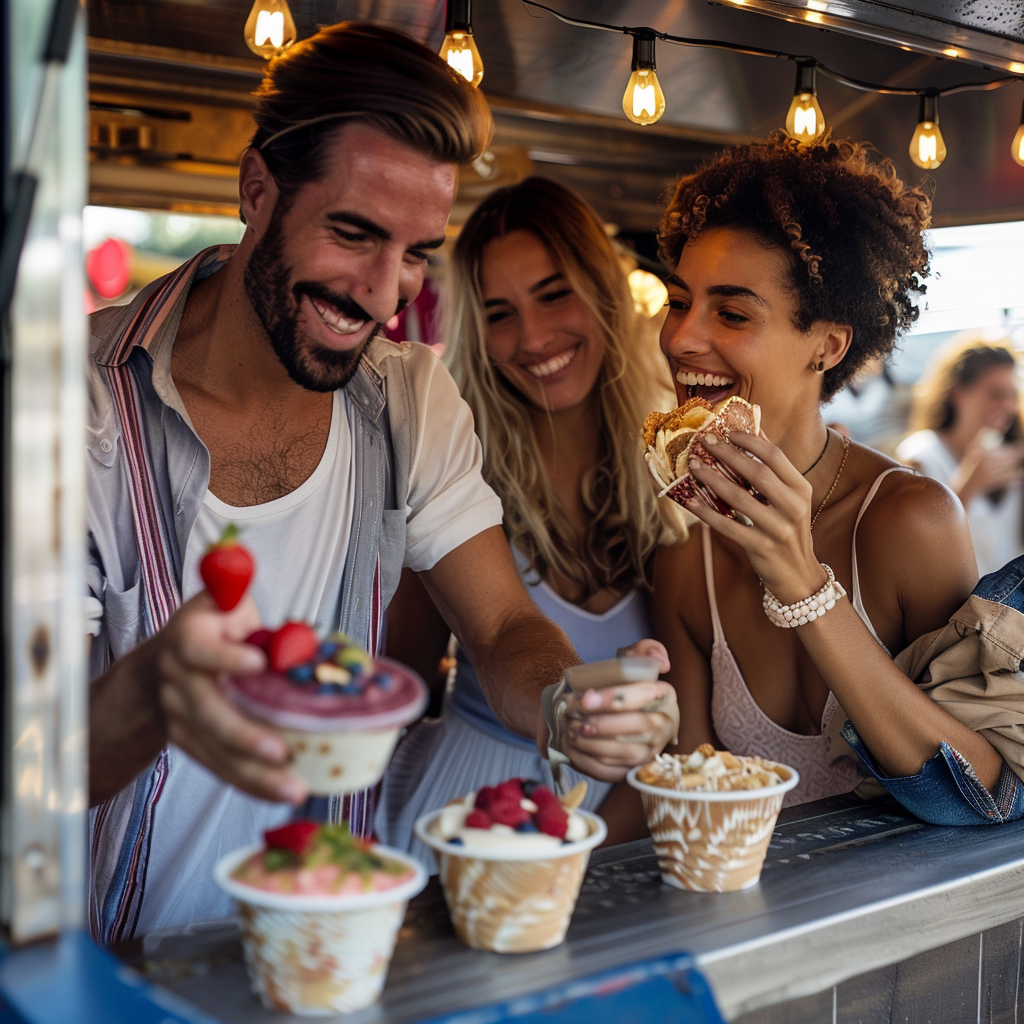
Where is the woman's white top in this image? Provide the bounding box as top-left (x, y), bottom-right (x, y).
top-left (896, 428), bottom-right (1023, 577)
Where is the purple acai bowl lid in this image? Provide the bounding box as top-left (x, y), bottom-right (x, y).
top-left (226, 656), bottom-right (428, 733)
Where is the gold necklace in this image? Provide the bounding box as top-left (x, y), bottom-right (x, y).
top-left (810, 434), bottom-right (851, 531)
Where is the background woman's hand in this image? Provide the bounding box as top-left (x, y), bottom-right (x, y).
top-left (951, 434), bottom-right (1024, 504)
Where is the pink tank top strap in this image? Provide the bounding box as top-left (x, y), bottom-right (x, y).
top-left (702, 525), bottom-right (725, 644)
top-left (850, 467), bottom-right (906, 634)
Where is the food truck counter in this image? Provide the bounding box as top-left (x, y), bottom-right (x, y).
top-left (120, 794), bottom-right (1024, 1022)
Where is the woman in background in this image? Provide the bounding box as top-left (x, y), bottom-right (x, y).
top-left (377, 177), bottom-right (680, 863)
top-left (896, 335), bottom-right (1024, 577)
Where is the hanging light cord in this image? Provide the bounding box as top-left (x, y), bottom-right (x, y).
top-left (519, 0), bottom-right (1021, 100)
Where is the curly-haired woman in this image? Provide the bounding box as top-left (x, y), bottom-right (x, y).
top-left (647, 133), bottom-right (1024, 828)
top-left (377, 178), bottom-right (682, 862)
top-left (897, 335), bottom-right (1024, 576)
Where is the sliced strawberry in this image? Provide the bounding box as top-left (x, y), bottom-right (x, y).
top-left (494, 778), bottom-right (524, 804)
top-left (535, 800), bottom-right (568, 839)
top-left (245, 628), bottom-right (273, 651)
top-left (200, 523), bottom-right (255, 611)
top-left (474, 786), bottom-right (498, 811)
top-left (265, 820), bottom-right (319, 855)
top-left (488, 796), bottom-right (530, 828)
top-left (465, 809), bottom-right (492, 830)
top-left (268, 622), bottom-right (320, 673)
top-left (531, 784), bottom-right (559, 807)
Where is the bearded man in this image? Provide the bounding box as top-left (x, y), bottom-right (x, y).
top-left (84, 22), bottom-right (677, 943)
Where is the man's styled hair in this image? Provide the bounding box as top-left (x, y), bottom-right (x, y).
top-left (250, 21), bottom-right (493, 198)
top-left (659, 132), bottom-right (932, 402)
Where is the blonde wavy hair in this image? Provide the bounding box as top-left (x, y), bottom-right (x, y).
top-left (910, 333), bottom-right (1023, 441)
top-left (444, 177), bottom-right (675, 600)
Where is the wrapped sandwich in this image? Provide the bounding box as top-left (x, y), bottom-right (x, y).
top-left (642, 396), bottom-right (762, 515)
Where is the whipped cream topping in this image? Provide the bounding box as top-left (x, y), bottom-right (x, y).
top-left (432, 790), bottom-right (590, 853)
top-left (638, 745), bottom-right (786, 793)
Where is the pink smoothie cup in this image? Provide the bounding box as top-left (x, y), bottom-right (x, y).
top-left (227, 657), bottom-right (427, 795)
top-left (214, 842), bottom-right (427, 1015)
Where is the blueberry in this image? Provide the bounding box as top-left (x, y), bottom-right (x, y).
top-left (318, 642), bottom-right (339, 659)
top-left (515, 821), bottom-right (539, 833)
top-left (521, 780), bottom-right (540, 797)
top-left (376, 673), bottom-right (393, 690)
top-left (317, 682), bottom-right (342, 695)
top-left (341, 682), bottom-right (362, 695)
top-left (448, 837), bottom-right (464, 846)
top-left (288, 664), bottom-right (315, 683)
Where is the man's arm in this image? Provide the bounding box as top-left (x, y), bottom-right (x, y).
top-left (88, 592), bottom-right (307, 807)
top-left (418, 526), bottom-right (678, 781)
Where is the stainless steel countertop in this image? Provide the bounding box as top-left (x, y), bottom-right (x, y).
top-left (123, 795), bottom-right (1024, 1022)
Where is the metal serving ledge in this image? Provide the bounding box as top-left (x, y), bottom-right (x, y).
top-left (120, 795), bottom-right (1024, 1022)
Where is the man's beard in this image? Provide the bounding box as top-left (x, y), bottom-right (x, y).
top-left (243, 211), bottom-right (382, 393)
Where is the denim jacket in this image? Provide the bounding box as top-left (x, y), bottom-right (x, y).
top-left (834, 556), bottom-right (1024, 825)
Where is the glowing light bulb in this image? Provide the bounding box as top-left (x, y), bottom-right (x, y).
top-left (785, 62), bottom-right (825, 144)
top-left (1012, 100), bottom-right (1024, 168)
top-left (439, 30), bottom-right (484, 87)
top-left (244, 0), bottom-right (296, 59)
top-left (439, 0), bottom-right (483, 87)
top-left (628, 269), bottom-right (668, 318)
top-left (909, 92), bottom-right (947, 170)
top-left (622, 32), bottom-right (666, 126)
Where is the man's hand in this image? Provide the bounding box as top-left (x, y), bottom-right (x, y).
top-left (89, 591), bottom-right (308, 806)
top-left (555, 641), bottom-right (678, 782)
top-left (155, 592), bottom-right (308, 804)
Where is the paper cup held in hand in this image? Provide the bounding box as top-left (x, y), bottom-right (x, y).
top-left (228, 655), bottom-right (427, 796)
top-left (627, 762), bottom-right (798, 892)
top-left (414, 808), bottom-right (606, 953)
top-left (214, 843), bottom-right (426, 1015)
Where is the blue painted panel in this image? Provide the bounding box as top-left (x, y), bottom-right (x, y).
top-left (416, 953), bottom-right (725, 1024)
top-left (0, 931), bottom-right (217, 1024)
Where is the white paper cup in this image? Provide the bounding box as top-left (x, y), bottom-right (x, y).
top-left (414, 809), bottom-right (606, 953)
top-left (627, 763), bottom-right (799, 892)
top-left (214, 844), bottom-right (427, 1015)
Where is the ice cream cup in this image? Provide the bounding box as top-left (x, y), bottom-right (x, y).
top-left (627, 763), bottom-right (799, 892)
top-left (413, 808), bottom-right (606, 953)
top-left (214, 843), bottom-right (427, 1016)
top-left (228, 656), bottom-right (427, 796)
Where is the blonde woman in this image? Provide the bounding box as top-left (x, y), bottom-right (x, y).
top-left (377, 177), bottom-right (679, 861)
top-left (897, 335), bottom-right (1024, 576)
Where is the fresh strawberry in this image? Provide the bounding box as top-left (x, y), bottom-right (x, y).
top-left (264, 820), bottom-right (319, 855)
top-left (465, 809), bottom-right (492, 829)
top-left (494, 778), bottom-right (524, 804)
top-left (267, 622), bottom-right (320, 673)
top-left (535, 800), bottom-right (568, 840)
top-left (200, 523), bottom-right (255, 611)
top-left (474, 786), bottom-right (498, 811)
top-left (530, 784), bottom-right (559, 808)
top-left (488, 797), bottom-right (530, 828)
top-left (245, 628), bottom-right (273, 650)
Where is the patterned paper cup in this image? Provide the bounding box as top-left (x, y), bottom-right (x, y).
top-left (228, 657), bottom-right (427, 796)
top-left (627, 763), bottom-right (799, 892)
top-left (413, 809), bottom-right (607, 953)
top-left (214, 844), bottom-right (427, 1016)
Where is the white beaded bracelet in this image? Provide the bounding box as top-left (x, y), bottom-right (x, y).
top-left (762, 563), bottom-right (847, 628)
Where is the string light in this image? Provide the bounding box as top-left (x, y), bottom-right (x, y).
top-left (439, 0), bottom-right (484, 87)
top-left (785, 61), bottom-right (826, 143)
top-left (243, 0), bottom-right (296, 59)
top-left (622, 31), bottom-right (666, 126)
top-left (1012, 98), bottom-right (1024, 168)
top-left (909, 90), bottom-right (947, 169)
top-left (512, 1), bottom-right (1023, 167)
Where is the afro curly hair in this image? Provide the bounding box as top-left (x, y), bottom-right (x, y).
top-left (658, 132), bottom-right (931, 402)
